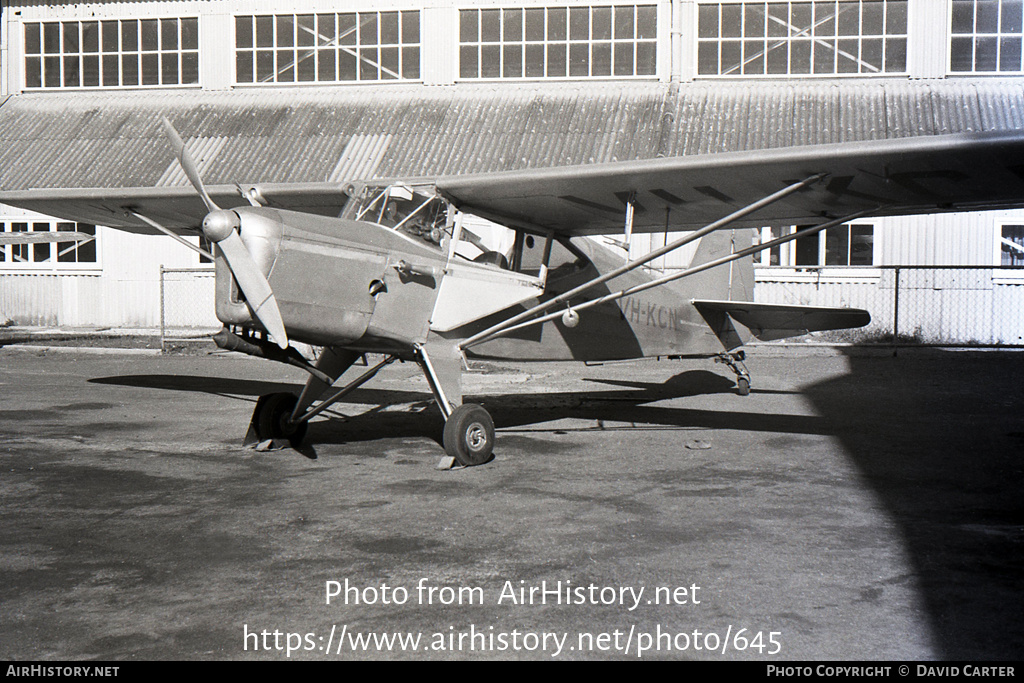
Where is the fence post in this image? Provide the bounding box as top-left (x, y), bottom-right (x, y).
top-left (892, 266), bottom-right (900, 357)
top-left (159, 265), bottom-right (166, 354)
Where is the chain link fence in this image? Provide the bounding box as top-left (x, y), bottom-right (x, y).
top-left (755, 266), bottom-right (1024, 347)
top-left (159, 266), bottom-right (220, 351)
top-left (159, 264), bottom-right (1024, 352)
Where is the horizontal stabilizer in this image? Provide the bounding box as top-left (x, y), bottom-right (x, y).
top-left (693, 300), bottom-right (870, 345)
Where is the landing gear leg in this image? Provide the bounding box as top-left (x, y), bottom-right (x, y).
top-left (245, 353), bottom-right (398, 449)
top-left (715, 350), bottom-right (752, 396)
top-left (416, 343), bottom-right (494, 467)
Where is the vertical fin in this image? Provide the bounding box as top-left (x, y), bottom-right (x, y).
top-left (679, 228), bottom-right (754, 302)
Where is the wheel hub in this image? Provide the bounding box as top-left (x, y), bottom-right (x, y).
top-left (466, 423), bottom-right (487, 451)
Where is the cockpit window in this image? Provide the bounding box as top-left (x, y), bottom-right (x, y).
top-left (348, 183), bottom-right (589, 278)
top-left (517, 234), bottom-right (587, 279)
top-left (452, 216), bottom-right (516, 268)
top-left (454, 216), bottom-right (589, 278)
top-left (354, 184), bottom-right (448, 251)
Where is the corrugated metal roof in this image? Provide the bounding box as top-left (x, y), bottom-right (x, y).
top-left (0, 79), bottom-right (1022, 191)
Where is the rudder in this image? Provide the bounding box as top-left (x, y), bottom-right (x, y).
top-left (675, 228), bottom-right (754, 303)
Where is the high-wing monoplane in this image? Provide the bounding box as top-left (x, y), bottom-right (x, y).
top-left (4, 122), bottom-right (1024, 466)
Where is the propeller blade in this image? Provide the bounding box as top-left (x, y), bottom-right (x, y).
top-left (160, 116), bottom-right (219, 213)
top-left (216, 229), bottom-right (289, 349)
top-left (161, 118), bottom-right (288, 349)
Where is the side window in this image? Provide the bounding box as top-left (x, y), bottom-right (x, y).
top-left (1000, 224), bottom-right (1024, 266)
top-left (517, 233), bottom-right (548, 274)
top-left (795, 228), bottom-right (820, 266)
top-left (826, 223), bottom-right (874, 266)
top-left (199, 236), bottom-right (214, 264)
top-left (517, 235), bottom-right (587, 278)
top-left (0, 220), bottom-right (97, 267)
top-left (453, 217), bottom-right (516, 268)
top-left (756, 224), bottom-right (874, 267)
top-left (56, 223), bottom-right (97, 263)
top-left (24, 18), bottom-right (199, 89)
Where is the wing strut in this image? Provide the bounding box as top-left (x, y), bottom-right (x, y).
top-left (462, 208), bottom-right (872, 348)
top-left (607, 191), bottom-right (636, 251)
top-left (458, 173), bottom-right (826, 351)
top-left (129, 211), bottom-right (215, 260)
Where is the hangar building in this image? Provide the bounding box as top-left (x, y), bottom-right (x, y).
top-left (0, 0), bottom-right (1022, 344)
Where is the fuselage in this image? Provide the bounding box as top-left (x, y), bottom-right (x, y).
top-left (213, 205), bottom-right (751, 362)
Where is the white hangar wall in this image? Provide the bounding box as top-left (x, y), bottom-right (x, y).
top-left (0, 0), bottom-right (974, 91)
top-left (749, 209), bottom-right (1024, 345)
top-left (0, 217), bottom-right (207, 328)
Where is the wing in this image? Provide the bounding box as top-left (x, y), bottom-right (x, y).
top-left (0, 183), bottom-right (352, 234)
top-left (6, 131), bottom-right (1024, 237)
top-left (436, 131), bottom-right (1024, 235)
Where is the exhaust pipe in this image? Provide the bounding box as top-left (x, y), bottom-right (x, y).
top-left (212, 327), bottom-right (332, 384)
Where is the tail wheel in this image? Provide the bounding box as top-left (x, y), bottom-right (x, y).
top-left (256, 392), bottom-right (308, 448)
top-left (442, 403), bottom-right (495, 467)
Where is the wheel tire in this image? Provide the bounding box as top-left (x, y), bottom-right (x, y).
top-left (256, 392), bottom-right (308, 448)
top-left (442, 403), bottom-right (495, 467)
top-left (736, 377), bottom-right (751, 396)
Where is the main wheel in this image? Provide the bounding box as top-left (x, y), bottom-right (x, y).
top-left (442, 403), bottom-right (495, 466)
top-left (256, 392), bottom-right (308, 448)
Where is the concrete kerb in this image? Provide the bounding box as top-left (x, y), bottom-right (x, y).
top-left (2, 327), bottom-right (1021, 358)
top-left (0, 344), bottom-right (164, 356)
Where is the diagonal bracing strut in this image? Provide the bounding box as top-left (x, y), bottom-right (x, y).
top-left (459, 173), bottom-right (828, 350)
top-left (462, 209), bottom-right (875, 346)
top-left (288, 355), bottom-right (399, 425)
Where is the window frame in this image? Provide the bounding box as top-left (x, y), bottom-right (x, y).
top-left (754, 223), bottom-right (879, 280)
top-left (695, 0), bottom-right (910, 78)
top-left (22, 16), bottom-right (200, 90)
top-left (233, 11), bottom-right (422, 86)
top-left (0, 220), bottom-right (101, 273)
top-left (456, 3), bottom-right (659, 81)
top-left (948, 0), bottom-right (1024, 74)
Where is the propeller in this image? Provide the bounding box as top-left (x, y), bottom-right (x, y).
top-left (161, 117), bottom-right (289, 349)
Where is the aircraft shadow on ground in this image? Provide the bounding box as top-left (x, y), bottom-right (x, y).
top-left (89, 369), bottom-right (812, 445)
top-left (801, 349), bottom-right (1024, 660)
top-left (89, 375), bottom-right (304, 402)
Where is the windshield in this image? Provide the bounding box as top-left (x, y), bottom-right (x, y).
top-left (354, 184), bottom-right (448, 251)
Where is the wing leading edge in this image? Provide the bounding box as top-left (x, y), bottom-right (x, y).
top-left (436, 131), bottom-right (1024, 235)
top-left (0, 183), bottom-right (352, 235)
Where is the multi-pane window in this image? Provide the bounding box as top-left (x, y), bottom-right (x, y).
top-left (757, 224), bottom-right (874, 266)
top-left (1000, 225), bottom-right (1024, 266)
top-left (24, 18), bottom-right (198, 89)
top-left (950, 0), bottom-right (1024, 73)
top-left (0, 222), bottom-right (97, 266)
top-left (459, 5), bottom-right (658, 79)
top-left (697, 1), bottom-right (908, 76)
top-left (824, 223), bottom-right (874, 265)
top-left (235, 12), bottom-right (421, 84)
